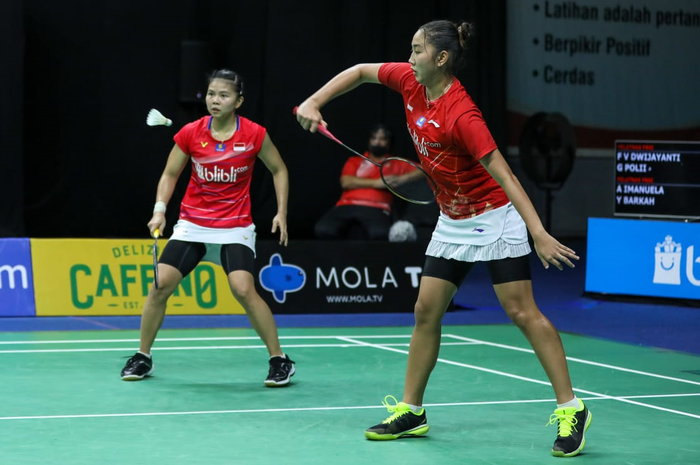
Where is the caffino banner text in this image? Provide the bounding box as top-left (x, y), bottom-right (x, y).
top-left (0, 238), bottom-right (244, 316)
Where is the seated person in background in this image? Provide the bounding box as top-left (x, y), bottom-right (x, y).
top-left (315, 124), bottom-right (408, 240)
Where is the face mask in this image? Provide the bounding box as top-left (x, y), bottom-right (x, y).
top-left (368, 145), bottom-right (388, 156)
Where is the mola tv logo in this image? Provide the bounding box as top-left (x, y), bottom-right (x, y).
top-left (653, 235), bottom-right (700, 286)
top-left (259, 254), bottom-right (305, 303)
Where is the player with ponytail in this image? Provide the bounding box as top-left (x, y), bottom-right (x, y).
top-left (296, 20), bottom-right (590, 457)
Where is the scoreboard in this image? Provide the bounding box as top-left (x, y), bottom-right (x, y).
top-left (614, 140), bottom-right (700, 219)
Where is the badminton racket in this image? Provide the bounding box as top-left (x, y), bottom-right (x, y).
top-left (293, 107), bottom-right (436, 204)
top-left (146, 108), bottom-right (172, 127)
top-left (152, 229), bottom-right (160, 289)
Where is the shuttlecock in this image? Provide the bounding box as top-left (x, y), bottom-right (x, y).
top-left (146, 108), bottom-right (172, 127)
top-left (389, 220), bottom-right (417, 242)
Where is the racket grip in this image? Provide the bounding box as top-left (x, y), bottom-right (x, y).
top-left (153, 229), bottom-right (160, 239)
top-left (292, 106), bottom-right (345, 145)
top-left (315, 124), bottom-right (333, 140)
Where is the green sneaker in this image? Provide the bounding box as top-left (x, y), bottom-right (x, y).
top-left (365, 396), bottom-right (429, 440)
top-left (547, 399), bottom-right (592, 457)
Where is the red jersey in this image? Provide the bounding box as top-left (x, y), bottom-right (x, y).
top-left (173, 115), bottom-right (266, 228)
top-left (378, 62), bottom-right (508, 219)
top-left (336, 153), bottom-right (414, 211)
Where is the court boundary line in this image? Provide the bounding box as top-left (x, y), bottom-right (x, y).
top-left (2, 393), bottom-right (699, 422)
top-left (4, 333), bottom-right (700, 387)
top-left (4, 332), bottom-right (700, 420)
top-left (338, 336), bottom-right (700, 420)
top-left (444, 334), bottom-right (700, 387)
top-left (0, 335), bottom-right (415, 345)
top-left (0, 341), bottom-right (477, 354)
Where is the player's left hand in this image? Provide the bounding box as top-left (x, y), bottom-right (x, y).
top-left (271, 214), bottom-right (288, 246)
top-left (532, 232), bottom-right (579, 270)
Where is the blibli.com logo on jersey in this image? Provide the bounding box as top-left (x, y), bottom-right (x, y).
top-left (653, 235), bottom-right (700, 286)
top-left (194, 162), bottom-right (249, 183)
top-left (407, 125), bottom-right (442, 157)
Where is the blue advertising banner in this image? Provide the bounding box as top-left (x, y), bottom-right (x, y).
top-left (586, 217), bottom-right (700, 300)
top-left (0, 238), bottom-right (36, 316)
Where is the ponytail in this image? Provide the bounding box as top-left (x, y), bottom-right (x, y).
top-left (420, 20), bottom-right (474, 74)
top-left (457, 22), bottom-right (475, 51)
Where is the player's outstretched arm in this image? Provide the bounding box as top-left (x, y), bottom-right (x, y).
top-left (296, 63), bottom-right (383, 133)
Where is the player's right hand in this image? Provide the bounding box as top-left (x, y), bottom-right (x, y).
top-left (148, 213), bottom-right (166, 238)
top-left (295, 100), bottom-right (326, 133)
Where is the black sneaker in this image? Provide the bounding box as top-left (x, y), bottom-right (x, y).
top-left (365, 396), bottom-right (429, 440)
top-left (548, 399), bottom-right (592, 457)
top-left (121, 352), bottom-right (154, 381)
top-left (265, 354), bottom-right (295, 387)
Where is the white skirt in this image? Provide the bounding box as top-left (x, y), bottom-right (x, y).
top-left (426, 203), bottom-right (531, 262)
top-left (169, 219), bottom-right (256, 265)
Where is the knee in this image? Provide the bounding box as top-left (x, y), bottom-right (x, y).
top-left (413, 299), bottom-right (441, 328)
top-left (505, 303), bottom-right (543, 329)
top-left (148, 281), bottom-right (177, 303)
top-left (507, 306), bottom-right (529, 328)
top-left (230, 281), bottom-right (257, 304)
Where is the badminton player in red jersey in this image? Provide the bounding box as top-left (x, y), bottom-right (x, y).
top-left (121, 69), bottom-right (295, 387)
top-left (296, 20), bottom-right (590, 457)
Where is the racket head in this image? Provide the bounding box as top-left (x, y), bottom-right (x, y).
top-left (152, 229), bottom-right (160, 289)
top-left (379, 157), bottom-right (437, 205)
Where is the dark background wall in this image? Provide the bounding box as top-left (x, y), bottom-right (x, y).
top-left (0, 0), bottom-right (506, 240)
top-left (0, 0), bottom-right (24, 237)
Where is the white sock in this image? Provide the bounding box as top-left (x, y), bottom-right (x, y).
top-left (270, 353), bottom-right (286, 360)
top-left (557, 396), bottom-right (580, 409)
top-left (137, 351), bottom-right (151, 359)
top-left (406, 403), bottom-right (423, 413)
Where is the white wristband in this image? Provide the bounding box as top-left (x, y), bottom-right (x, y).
top-left (153, 201), bottom-right (167, 214)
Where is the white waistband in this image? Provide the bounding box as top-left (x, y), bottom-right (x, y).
top-left (431, 203), bottom-right (526, 246)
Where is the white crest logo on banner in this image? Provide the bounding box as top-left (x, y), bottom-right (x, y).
top-left (653, 235), bottom-right (681, 285)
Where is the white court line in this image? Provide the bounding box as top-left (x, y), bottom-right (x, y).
top-left (338, 336), bottom-right (700, 420)
top-left (2, 394), bottom-right (699, 422)
top-left (2, 334), bottom-right (700, 421)
top-left (0, 335), bottom-right (414, 345)
top-left (445, 334), bottom-right (700, 387)
top-left (3, 333), bottom-right (700, 387)
top-left (0, 342), bottom-right (477, 354)
top-left (621, 392), bottom-right (700, 400)
top-left (3, 333), bottom-right (699, 386)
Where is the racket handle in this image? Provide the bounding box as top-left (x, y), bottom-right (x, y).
top-left (292, 106), bottom-right (339, 143)
top-left (314, 123), bottom-right (335, 141)
top-left (153, 229), bottom-right (160, 239)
